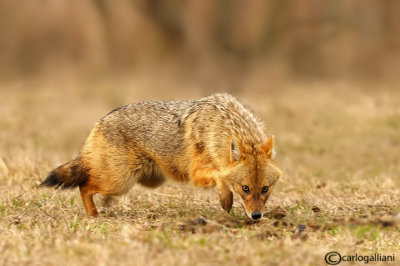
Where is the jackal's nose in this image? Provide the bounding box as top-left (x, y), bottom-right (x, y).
top-left (251, 212), bottom-right (262, 220)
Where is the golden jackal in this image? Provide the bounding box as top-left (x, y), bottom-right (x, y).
top-left (41, 93), bottom-right (282, 220)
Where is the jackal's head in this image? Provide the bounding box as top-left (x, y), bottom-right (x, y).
top-left (225, 135), bottom-right (282, 220)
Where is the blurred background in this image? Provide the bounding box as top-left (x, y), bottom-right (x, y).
top-left (1, 0), bottom-right (400, 91)
top-left (2, 0), bottom-right (400, 163)
top-left (1, 0), bottom-right (400, 163)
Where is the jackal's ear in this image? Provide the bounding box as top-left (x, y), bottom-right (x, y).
top-left (262, 135), bottom-right (276, 159)
top-left (231, 139), bottom-right (241, 162)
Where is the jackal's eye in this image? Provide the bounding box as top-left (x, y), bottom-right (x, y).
top-left (242, 185), bottom-right (250, 194)
top-left (261, 186), bottom-right (269, 194)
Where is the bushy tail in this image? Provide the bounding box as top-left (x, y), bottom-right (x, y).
top-left (40, 159), bottom-right (90, 189)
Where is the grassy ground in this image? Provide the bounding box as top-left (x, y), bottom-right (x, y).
top-left (0, 79), bottom-right (399, 266)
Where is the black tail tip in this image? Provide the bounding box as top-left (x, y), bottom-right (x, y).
top-left (40, 171), bottom-right (62, 189)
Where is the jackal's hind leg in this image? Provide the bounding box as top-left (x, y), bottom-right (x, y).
top-left (79, 184), bottom-right (99, 217)
top-left (101, 195), bottom-right (115, 207)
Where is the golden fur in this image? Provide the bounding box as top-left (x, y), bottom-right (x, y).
top-left (41, 93), bottom-right (282, 220)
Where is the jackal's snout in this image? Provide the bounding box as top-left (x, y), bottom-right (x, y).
top-left (251, 211), bottom-right (262, 220)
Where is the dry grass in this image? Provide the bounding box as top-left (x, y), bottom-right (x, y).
top-left (0, 79), bottom-right (399, 266)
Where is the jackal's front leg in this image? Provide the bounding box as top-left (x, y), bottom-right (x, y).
top-left (190, 167), bottom-right (218, 187)
top-left (216, 180), bottom-right (233, 213)
top-left (190, 167), bottom-right (233, 213)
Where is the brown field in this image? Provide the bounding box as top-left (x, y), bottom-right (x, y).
top-left (0, 79), bottom-right (399, 266)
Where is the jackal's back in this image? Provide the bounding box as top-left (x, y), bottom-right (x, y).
top-left (96, 93), bottom-right (265, 164)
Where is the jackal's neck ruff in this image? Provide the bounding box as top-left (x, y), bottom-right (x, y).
top-left (183, 93), bottom-right (267, 170)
